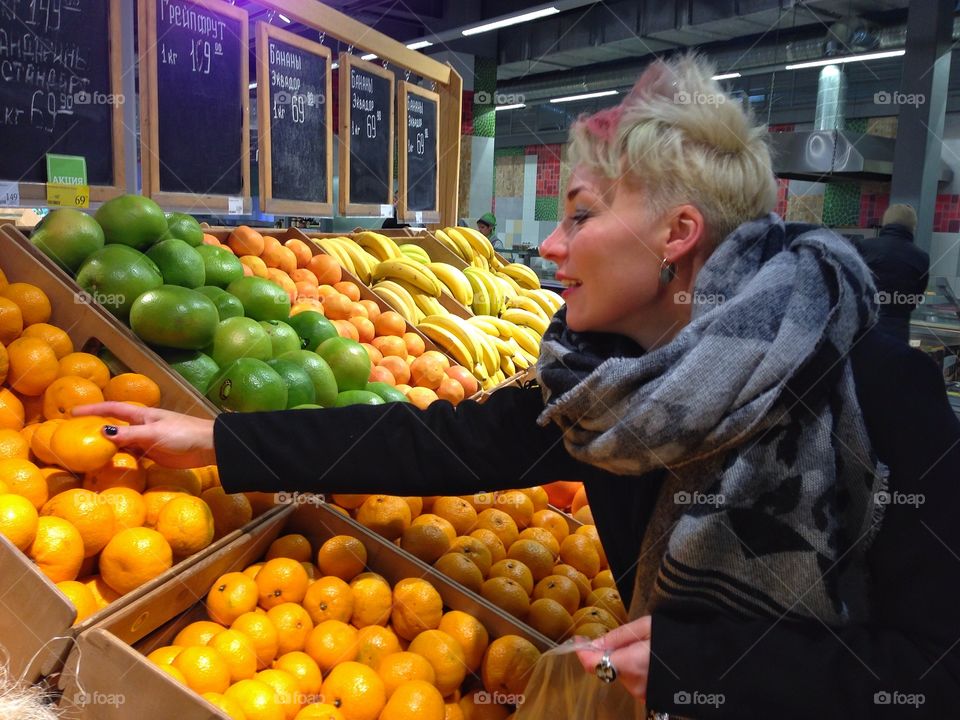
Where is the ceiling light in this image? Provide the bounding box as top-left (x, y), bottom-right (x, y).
top-left (462, 7), bottom-right (560, 36)
top-left (712, 72), bottom-right (741, 80)
top-left (277, 13), bottom-right (291, 23)
top-left (495, 103), bottom-right (525, 111)
top-left (549, 89), bottom-right (618, 104)
top-left (784, 49), bottom-right (905, 71)
top-left (406, 40), bottom-right (434, 50)
top-left (331, 62), bottom-right (339, 69)
top-left (361, 53), bottom-right (378, 61)
top-left (248, 82), bottom-right (257, 89)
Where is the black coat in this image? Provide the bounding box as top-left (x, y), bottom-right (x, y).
top-left (216, 326), bottom-right (960, 718)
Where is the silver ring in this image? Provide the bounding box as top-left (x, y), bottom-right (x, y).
top-left (595, 650), bottom-right (617, 683)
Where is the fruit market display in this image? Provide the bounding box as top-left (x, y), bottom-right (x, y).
top-left (145, 531), bottom-right (542, 720)
top-left (311, 229), bottom-right (563, 390)
top-left (24, 197), bottom-right (479, 410)
top-left (325, 487), bottom-right (626, 643)
top-left (0, 263), bottom-right (257, 623)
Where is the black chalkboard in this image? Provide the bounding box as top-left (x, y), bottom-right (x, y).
top-left (405, 91), bottom-right (437, 212)
top-left (346, 63), bottom-right (392, 206)
top-left (267, 37), bottom-right (328, 204)
top-left (154, 0), bottom-right (243, 195)
top-left (0, 0), bottom-right (115, 185)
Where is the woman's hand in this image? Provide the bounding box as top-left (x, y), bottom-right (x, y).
top-left (575, 615), bottom-right (652, 699)
top-left (71, 402), bottom-right (216, 469)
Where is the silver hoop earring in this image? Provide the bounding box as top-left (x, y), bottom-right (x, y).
top-left (659, 258), bottom-right (677, 286)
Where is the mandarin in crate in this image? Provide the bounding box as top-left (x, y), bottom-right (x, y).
top-left (99, 527), bottom-right (173, 594)
top-left (304, 619), bottom-right (359, 673)
top-left (202, 486), bottom-right (253, 540)
top-left (209, 628), bottom-right (259, 683)
top-left (373, 311), bottom-right (405, 337)
top-left (0, 296), bottom-right (24, 345)
top-left (84, 452), bottom-right (145, 493)
top-left (506, 539), bottom-right (554, 582)
top-left (542, 481), bottom-right (581, 511)
top-left (320, 661), bottom-right (385, 720)
top-left (410, 355), bottom-right (444, 390)
top-left (41, 488), bottom-right (116, 557)
top-left (559, 534), bottom-right (600, 579)
top-left (437, 610), bottom-right (489, 673)
top-left (28, 515), bottom-right (84, 582)
top-left (517, 527), bottom-right (559, 559)
top-left (0, 282), bottom-right (51, 326)
top-left (284, 239), bottom-right (313, 268)
top-left (355, 494), bottom-right (411, 541)
top-left (42, 375), bottom-right (103, 421)
top-left (295, 282), bottom-right (320, 301)
top-left (406, 387), bottom-right (438, 410)
top-left (0, 428), bottom-right (28, 460)
top-left (228, 226), bottom-right (265, 256)
top-left (231, 611), bottom-right (280, 670)
top-left (372, 336), bottom-right (406, 361)
top-left (224, 678), bottom-right (286, 720)
top-left (469, 528), bottom-right (506, 564)
top-left (294, 704), bottom-right (345, 720)
top-left (241, 254), bottom-right (271, 278)
top-left (308, 254), bottom-right (342, 286)
top-left (267, 602), bottom-right (314, 655)
top-left (378, 356), bottom-right (410, 385)
top-left (173, 645), bottom-right (232, 695)
top-left (474, 509), bottom-right (519, 549)
top-left (433, 553), bottom-right (483, 593)
top-left (57, 352), bottom-right (111, 389)
top-left (368, 365), bottom-right (396, 386)
top-left (256, 667), bottom-right (304, 718)
top-left (488, 559), bottom-right (534, 596)
top-left (380, 680), bottom-right (445, 720)
top-left (156, 495), bottom-right (214, 556)
top-left (447, 536), bottom-right (493, 576)
top-left (316, 534), bottom-right (367, 581)
top-left (0, 457), bottom-right (48, 509)
top-left (0, 388), bottom-right (24, 431)
top-left (322, 294), bottom-right (353, 321)
top-left (592, 569), bottom-right (615, 590)
top-left (437, 376), bottom-right (465, 405)
top-left (273, 650), bottom-right (323, 697)
top-left (332, 319), bottom-right (359, 341)
top-left (143, 487), bottom-right (188, 527)
top-left (349, 316), bottom-right (375, 343)
top-left (407, 629), bottom-right (466, 697)
top-left (175, 620), bottom-right (227, 647)
top-left (355, 625), bottom-right (401, 669)
top-left (302, 575), bottom-right (353, 624)
top-left (552, 564), bottom-right (592, 604)
top-left (290, 268), bottom-right (319, 287)
top-left (571, 605), bottom-right (620, 631)
top-left (333, 281), bottom-right (360, 303)
top-left (359, 300), bottom-right (380, 322)
top-left (480, 577), bottom-right (530, 619)
top-left (376, 651), bottom-right (435, 698)
top-left (391, 578), bottom-right (443, 641)
top-left (201, 692), bottom-right (248, 720)
top-left (6, 337), bottom-right (58, 396)
top-left (349, 573), bottom-right (392, 629)
top-left (0, 492), bottom-right (38, 550)
top-left (530, 509), bottom-right (569, 544)
top-left (527, 597), bottom-right (574, 642)
top-left (401, 521), bottom-right (451, 564)
top-left (585, 587), bottom-right (628, 623)
top-left (431, 496), bottom-right (477, 537)
top-left (56, 579), bottom-right (99, 624)
top-left (266, 533), bottom-right (313, 563)
top-left (103, 372), bottom-right (161, 406)
top-left (21, 323), bottom-right (73, 359)
top-left (256, 557), bottom-right (310, 609)
top-left (532, 575), bottom-right (579, 615)
top-left (480, 636), bottom-right (540, 696)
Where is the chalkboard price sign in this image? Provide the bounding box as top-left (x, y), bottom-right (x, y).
top-left (139, 0), bottom-right (250, 211)
top-left (0, 0), bottom-right (124, 201)
top-left (338, 54), bottom-right (394, 216)
top-left (256, 23), bottom-right (332, 215)
top-left (398, 82), bottom-right (440, 223)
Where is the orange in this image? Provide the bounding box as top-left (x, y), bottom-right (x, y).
top-left (294, 703), bottom-right (345, 720)
top-left (552, 564), bottom-right (592, 604)
top-left (210, 628), bottom-right (259, 682)
top-left (0, 428), bottom-right (28, 459)
top-left (480, 577), bottom-right (530, 619)
top-left (232, 611), bottom-right (280, 670)
top-left (349, 573), bottom-right (392, 628)
top-left (480, 635), bottom-right (540, 696)
top-left (41, 376), bottom-right (103, 421)
top-left (0, 282), bottom-right (51, 326)
top-left (302, 575), bottom-right (353, 624)
top-left (436, 376), bottom-right (464, 405)
top-left (84, 452), bottom-right (146, 493)
top-left (575, 524), bottom-right (608, 569)
top-left (6, 337), bottom-right (58, 396)
top-left (263, 244), bottom-right (298, 275)
top-left (402, 332), bottom-right (425, 358)
top-left (0, 296), bottom-right (23, 345)
top-left (516, 528), bottom-right (559, 559)
top-left (348, 316), bottom-right (375, 344)
top-left (585, 587), bottom-right (627, 624)
top-left (201, 486), bottom-right (253, 540)
top-left (542, 481), bottom-right (580, 511)
top-left (173, 645), bottom-right (232, 695)
top-left (411, 513), bottom-right (457, 543)
top-left (437, 610), bottom-right (489, 673)
top-left (445, 702), bottom-right (467, 720)
top-left (156, 663), bottom-right (188, 685)
top-left (155, 494), bottom-right (214, 557)
top-left (322, 294), bottom-right (353, 321)
top-left (376, 652), bottom-right (436, 698)
top-left (433, 553), bottom-right (483, 593)
top-left (354, 625), bottom-right (401, 668)
top-left (332, 281), bottom-right (360, 303)
top-left (208, 571), bottom-right (260, 625)
top-left (49, 416), bottom-right (118, 473)
top-left (457, 694), bottom-right (509, 720)
top-left (257, 557), bottom-right (311, 609)
top-left (488, 559), bottom-right (534, 596)
top-left (20, 323), bottom-right (73, 359)
top-left (241, 254), bottom-right (271, 278)
top-left (355, 495), bottom-right (411, 541)
top-left (244, 562), bottom-right (264, 580)
top-left (592, 569), bottom-right (615, 590)
top-left (329, 494), bottom-right (368, 510)
top-left (285, 240), bottom-right (313, 269)
top-left (267, 602), bottom-right (315, 655)
top-left (143, 487), bottom-right (188, 527)
top-left (446, 536), bottom-right (493, 576)
top-left (559, 534), bottom-right (600, 579)
top-left (274, 651), bottom-right (323, 702)
top-left (431, 497), bottom-right (477, 536)
top-left (0, 388), bottom-right (24, 431)
top-left (0, 492), bottom-right (38, 550)
top-left (506, 539), bottom-right (554, 582)
top-left (57, 352), bottom-right (111, 389)
top-left (520, 486), bottom-right (549, 513)
top-left (256, 667), bottom-right (304, 719)
top-left (570, 486), bottom-right (588, 514)
top-left (400, 522), bottom-right (451, 564)
top-left (469, 529), bottom-right (506, 564)
top-left (407, 630), bottom-right (466, 697)
top-left (361, 342), bottom-right (383, 366)
top-left (201, 692), bottom-right (249, 720)
top-left (358, 300), bottom-right (380, 323)
top-left (145, 464), bottom-right (202, 495)
top-left (17, 391), bottom-right (44, 425)
top-left (99, 527), bottom-right (173, 594)
top-left (377, 355), bottom-right (410, 385)
top-left (410, 355), bottom-right (444, 390)
top-left (390, 578), bottom-right (443, 641)
top-left (304, 619), bottom-right (359, 673)
top-left (103, 373), bottom-right (161, 407)
top-left (314, 534), bottom-right (367, 582)
top-left (28, 515), bottom-right (84, 582)
top-left (405, 387), bottom-right (438, 411)
top-left (174, 620), bottom-right (228, 647)
top-left (571, 606), bottom-right (620, 631)
top-left (402, 495), bottom-right (422, 520)
top-left (83, 574), bottom-right (121, 610)
top-left (532, 575), bottom-right (580, 615)
top-left (380, 680), bottom-right (444, 720)
top-left (30, 419), bottom-right (64, 466)
top-left (320, 661), bottom-right (386, 720)
top-left (443, 366), bottom-right (478, 398)
top-left (374, 311), bottom-right (406, 337)
top-left (228, 226), bottom-right (266, 256)
top-left (41, 488), bottom-right (116, 557)
top-left (307, 254), bottom-right (342, 286)
top-left (225, 678), bottom-right (286, 720)
top-left (0, 457), bottom-right (48, 509)
top-left (368, 365), bottom-right (395, 385)
top-left (494, 491), bottom-right (534, 530)
top-left (267, 533), bottom-right (313, 563)
top-left (530, 509), bottom-right (569, 544)
top-left (147, 645), bottom-right (185, 666)
top-left (527, 598), bottom-right (574, 641)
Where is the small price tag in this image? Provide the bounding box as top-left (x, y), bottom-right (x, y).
top-left (0, 182), bottom-right (20, 207)
top-left (415, 211), bottom-right (423, 224)
top-left (380, 204), bottom-right (393, 217)
top-left (228, 196), bottom-right (244, 215)
top-left (46, 183), bottom-right (89, 208)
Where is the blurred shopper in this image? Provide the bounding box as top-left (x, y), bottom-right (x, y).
top-left (477, 212), bottom-right (503, 249)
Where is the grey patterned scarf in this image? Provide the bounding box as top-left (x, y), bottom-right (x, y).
top-left (536, 215), bottom-right (887, 625)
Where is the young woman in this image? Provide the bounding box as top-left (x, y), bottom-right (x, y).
top-left (77, 55), bottom-right (960, 718)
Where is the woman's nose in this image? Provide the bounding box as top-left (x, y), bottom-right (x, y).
top-left (540, 227), bottom-right (565, 262)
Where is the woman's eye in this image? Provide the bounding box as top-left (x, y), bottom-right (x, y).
top-left (570, 212), bottom-right (590, 225)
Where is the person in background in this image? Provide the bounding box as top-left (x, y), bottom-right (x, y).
top-left (856, 203), bottom-right (930, 343)
top-left (477, 212), bottom-right (503, 250)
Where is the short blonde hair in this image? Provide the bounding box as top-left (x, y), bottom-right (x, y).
top-left (881, 203), bottom-right (917, 232)
top-left (569, 54), bottom-right (778, 244)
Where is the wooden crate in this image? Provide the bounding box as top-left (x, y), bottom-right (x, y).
top-left (57, 502), bottom-right (551, 719)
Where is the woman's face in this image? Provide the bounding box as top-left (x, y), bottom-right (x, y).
top-left (540, 166), bottom-right (675, 343)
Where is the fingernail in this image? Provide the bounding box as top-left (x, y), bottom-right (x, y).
top-left (103, 425), bottom-right (118, 437)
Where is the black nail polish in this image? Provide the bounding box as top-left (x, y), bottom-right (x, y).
top-left (103, 425), bottom-right (118, 437)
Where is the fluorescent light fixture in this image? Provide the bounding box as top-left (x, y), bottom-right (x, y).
top-left (331, 62), bottom-right (339, 69)
top-left (462, 7), bottom-right (560, 36)
top-left (248, 82), bottom-right (257, 89)
top-left (361, 53), bottom-right (378, 61)
top-left (495, 103), bottom-right (525, 111)
top-left (277, 13), bottom-right (291, 23)
top-left (549, 89), bottom-right (618, 104)
top-left (406, 40), bottom-right (434, 50)
top-left (784, 49), bottom-right (905, 71)
top-left (712, 72), bottom-right (741, 80)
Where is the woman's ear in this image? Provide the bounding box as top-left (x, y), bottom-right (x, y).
top-left (664, 204), bottom-right (706, 262)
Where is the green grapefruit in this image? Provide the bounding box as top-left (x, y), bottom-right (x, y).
top-left (146, 238), bottom-right (206, 288)
top-left (75, 245), bottom-right (163, 321)
top-left (160, 349), bottom-right (220, 394)
top-left (335, 390), bottom-right (385, 407)
top-left (226, 277), bottom-right (291, 321)
top-left (30, 208), bottom-right (104, 272)
top-left (267, 358), bottom-right (316, 408)
top-left (316, 337), bottom-right (371, 392)
top-left (129, 286), bottom-right (219, 349)
top-left (286, 311), bottom-right (337, 351)
top-left (195, 245), bottom-right (244, 288)
top-left (366, 382), bottom-right (410, 404)
top-left (94, 194), bottom-right (167, 250)
top-left (277, 350), bottom-right (338, 408)
top-left (206, 358), bottom-right (287, 412)
top-left (209, 317), bottom-right (273, 368)
top-left (163, 212), bottom-right (204, 247)
top-left (195, 286), bottom-right (244, 320)
top-left (260, 320), bottom-right (300, 357)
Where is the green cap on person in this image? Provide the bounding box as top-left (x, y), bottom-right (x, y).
top-left (478, 213), bottom-right (497, 230)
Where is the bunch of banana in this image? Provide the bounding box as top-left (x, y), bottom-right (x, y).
top-left (466, 315), bottom-right (541, 378)
top-left (497, 262), bottom-right (541, 290)
top-left (463, 266), bottom-right (506, 316)
top-left (372, 279), bottom-right (424, 324)
top-left (313, 236), bottom-right (380, 284)
top-left (352, 231), bottom-right (403, 261)
top-left (371, 257), bottom-right (444, 298)
top-left (426, 262), bottom-right (473, 307)
top-left (398, 243), bottom-right (431, 264)
top-left (417, 314), bottom-right (508, 389)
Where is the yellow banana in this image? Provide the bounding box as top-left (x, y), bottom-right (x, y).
top-left (427, 263), bottom-right (473, 306)
top-left (466, 316), bottom-right (501, 336)
top-left (435, 228), bottom-right (472, 261)
top-left (412, 293), bottom-right (448, 317)
top-left (470, 254), bottom-right (489, 271)
top-left (398, 243), bottom-right (431, 264)
top-left (500, 354), bottom-right (517, 377)
top-left (506, 295), bottom-right (550, 322)
top-left (495, 272), bottom-right (523, 294)
top-left (333, 237), bottom-right (374, 283)
top-left (373, 280), bottom-right (419, 322)
top-left (464, 268), bottom-right (503, 316)
top-left (512, 325), bottom-right (542, 357)
top-left (501, 308), bottom-right (549, 336)
top-left (466, 325), bottom-right (500, 378)
top-left (490, 255), bottom-right (505, 272)
top-left (511, 350), bottom-right (531, 370)
top-left (500, 262), bottom-right (541, 290)
top-left (456, 226), bottom-right (496, 261)
top-left (418, 322), bottom-right (485, 379)
top-left (353, 231), bottom-right (402, 261)
top-left (493, 275), bottom-right (518, 303)
top-left (420, 314), bottom-right (483, 366)
top-left (315, 238), bottom-right (356, 276)
top-left (372, 258), bottom-right (443, 297)
top-left (464, 271), bottom-right (491, 316)
top-left (520, 288), bottom-right (556, 319)
top-left (535, 288), bottom-right (565, 314)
